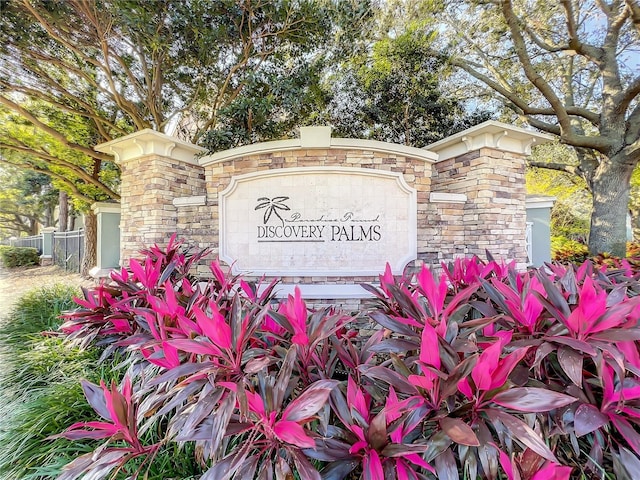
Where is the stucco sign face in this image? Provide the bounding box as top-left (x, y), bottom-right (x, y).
top-left (219, 167), bottom-right (417, 276)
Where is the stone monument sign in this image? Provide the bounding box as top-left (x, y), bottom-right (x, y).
top-left (219, 167), bottom-right (416, 276)
top-left (95, 121), bottom-right (552, 303)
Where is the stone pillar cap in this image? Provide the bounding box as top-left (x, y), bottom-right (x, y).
top-left (95, 129), bottom-right (207, 165)
top-left (425, 120), bottom-right (554, 161)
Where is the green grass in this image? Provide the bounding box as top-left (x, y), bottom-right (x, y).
top-left (0, 344), bottom-right (100, 479)
top-left (0, 382), bottom-right (96, 480)
top-left (0, 284), bottom-right (83, 397)
top-left (0, 284), bottom-right (99, 479)
top-left (0, 284), bottom-right (204, 479)
top-left (1, 283), bottom-right (80, 340)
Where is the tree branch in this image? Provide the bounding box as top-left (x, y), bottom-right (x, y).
top-left (0, 79), bottom-right (124, 139)
top-left (521, 22), bottom-right (569, 53)
top-left (618, 74), bottom-right (640, 113)
top-left (599, 2), bottom-right (626, 99)
top-left (0, 141), bottom-right (120, 200)
top-left (0, 212), bottom-right (32, 233)
top-left (0, 95), bottom-right (114, 163)
top-left (561, 0), bottom-right (605, 63)
top-left (609, 1), bottom-right (631, 35)
top-left (527, 160), bottom-right (582, 176)
top-left (23, 49), bottom-right (129, 120)
top-left (503, 1), bottom-right (569, 125)
top-left (0, 157), bottom-right (96, 204)
top-left (20, 0), bottom-right (104, 71)
top-left (522, 116), bottom-right (562, 135)
top-left (450, 55), bottom-right (604, 144)
top-left (455, 27), bottom-right (529, 94)
top-left (627, 0), bottom-right (640, 34)
top-left (96, 39), bottom-right (149, 131)
top-left (501, 0), bottom-right (610, 151)
top-left (623, 138), bottom-right (640, 163)
top-left (22, 0), bottom-right (150, 131)
top-left (0, 209), bottom-right (38, 223)
top-left (627, 101), bottom-right (640, 143)
top-left (78, 0), bottom-right (152, 130)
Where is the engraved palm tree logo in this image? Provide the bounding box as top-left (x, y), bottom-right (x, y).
top-left (255, 196), bottom-right (290, 226)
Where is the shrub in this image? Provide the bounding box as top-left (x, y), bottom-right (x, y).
top-left (627, 241), bottom-right (640, 257)
top-left (0, 246), bottom-right (40, 268)
top-left (552, 236), bottom-right (589, 263)
top-left (0, 284), bottom-right (81, 389)
top-left (586, 242), bottom-right (640, 275)
top-left (0, 282), bottom-right (203, 480)
top-left (0, 284), bottom-right (94, 479)
top-left (553, 240), bottom-right (640, 275)
top-left (51, 240), bottom-right (640, 479)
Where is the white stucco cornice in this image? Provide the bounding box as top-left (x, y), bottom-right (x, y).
top-left (94, 129), bottom-right (206, 165)
top-left (426, 121), bottom-right (554, 161)
top-left (526, 195), bottom-right (557, 209)
top-left (199, 126), bottom-right (438, 166)
top-left (91, 202), bottom-right (121, 214)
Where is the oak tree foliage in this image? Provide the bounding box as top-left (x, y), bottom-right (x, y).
top-left (0, 0), bottom-right (371, 272)
top-left (0, 166), bottom-right (58, 238)
top-left (322, 4), bottom-right (491, 147)
top-left (437, 0), bottom-right (640, 256)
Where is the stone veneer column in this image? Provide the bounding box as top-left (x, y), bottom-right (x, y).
top-left (426, 121), bottom-right (553, 267)
top-left (95, 129), bottom-right (207, 261)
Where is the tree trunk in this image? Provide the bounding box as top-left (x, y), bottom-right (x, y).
top-left (588, 158), bottom-right (634, 257)
top-left (43, 204), bottom-right (53, 228)
top-left (81, 209), bottom-right (97, 277)
top-left (630, 208), bottom-right (640, 242)
top-left (28, 218), bottom-right (38, 235)
top-left (59, 191), bottom-right (68, 232)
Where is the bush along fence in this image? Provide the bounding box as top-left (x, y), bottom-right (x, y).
top-left (8, 228), bottom-right (85, 272)
top-left (52, 237), bottom-right (640, 479)
top-left (0, 246), bottom-right (40, 268)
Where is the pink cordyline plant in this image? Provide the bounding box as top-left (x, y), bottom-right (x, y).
top-left (52, 241), bottom-right (640, 479)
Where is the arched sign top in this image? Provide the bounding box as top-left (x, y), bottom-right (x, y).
top-left (200, 126), bottom-right (438, 167)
